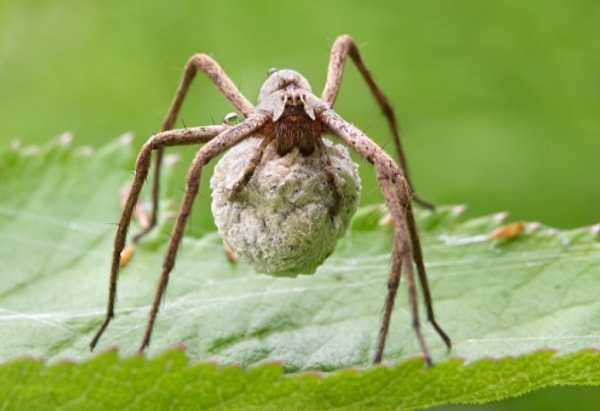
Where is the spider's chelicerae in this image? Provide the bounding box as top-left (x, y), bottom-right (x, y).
top-left (90, 34), bottom-right (451, 365)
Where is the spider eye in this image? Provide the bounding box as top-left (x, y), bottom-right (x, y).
top-left (267, 67), bottom-right (278, 76)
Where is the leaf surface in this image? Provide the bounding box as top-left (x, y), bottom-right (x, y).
top-left (1, 136), bottom-right (599, 410)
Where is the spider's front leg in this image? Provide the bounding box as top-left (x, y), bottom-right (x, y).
top-left (137, 117), bottom-right (267, 352)
top-left (89, 125), bottom-right (229, 351)
top-left (322, 34), bottom-right (435, 210)
top-left (404, 200), bottom-right (452, 350)
top-left (320, 109), bottom-right (450, 364)
top-left (130, 53), bottom-right (256, 247)
top-left (374, 164), bottom-right (431, 364)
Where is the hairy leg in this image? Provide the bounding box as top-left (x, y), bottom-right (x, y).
top-left (134, 54), bottom-right (256, 243)
top-left (137, 116), bottom-right (268, 351)
top-left (90, 125), bottom-right (228, 351)
top-left (321, 110), bottom-right (449, 364)
top-left (322, 34), bottom-right (434, 209)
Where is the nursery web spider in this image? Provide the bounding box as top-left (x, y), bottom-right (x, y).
top-left (90, 34), bottom-right (451, 365)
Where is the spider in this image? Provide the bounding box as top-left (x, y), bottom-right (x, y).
top-left (90, 34), bottom-right (451, 365)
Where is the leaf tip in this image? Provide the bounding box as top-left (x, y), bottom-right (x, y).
top-left (165, 153), bottom-right (181, 166)
top-left (492, 211), bottom-right (509, 222)
top-left (104, 344), bottom-right (120, 353)
top-left (10, 138), bottom-right (21, 150)
top-left (55, 357), bottom-right (77, 365)
top-left (171, 342), bottom-right (187, 352)
top-left (58, 132), bottom-right (73, 145)
top-left (451, 204), bottom-right (467, 215)
top-left (262, 358), bottom-right (285, 366)
top-left (407, 352), bottom-right (432, 367)
top-left (345, 365), bottom-right (363, 371)
top-left (300, 369), bottom-right (325, 377)
top-left (21, 353), bottom-right (43, 362)
top-left (118, 132), bottom-right (134, 145)
top-left (449, 355), bottom-right (469, 363)
top-left (371, 361), bottom-right (392, 369)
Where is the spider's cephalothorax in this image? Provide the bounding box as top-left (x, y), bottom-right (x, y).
top-left (229, 69), bottom-right (343, 210)
top-left (259, 69), bottom-right (322, 157)
top-left (90, 34), bottom-right (452, 366)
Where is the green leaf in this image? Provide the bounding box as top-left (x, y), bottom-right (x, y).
top-left (1, 136), bottom-right (599, 410)
top-left (1, 348), bottom-right (600, 411)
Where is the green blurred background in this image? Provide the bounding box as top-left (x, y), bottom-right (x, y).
top-left (1, 0), bottom-right (598, 409)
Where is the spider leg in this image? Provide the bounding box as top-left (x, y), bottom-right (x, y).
top-left (133, 54), bottom-right (256, 244)
top-left (322, 34), bottom-right (435, 209)
top-left (230, 134), bottom-right (276, 193)
top-left (376, 169), bottom-right (430, 365)
top-left (321, 110), bottom-right (447, 364)
top-left (138, 115), bottom-right (268, 352)
top-left (405, 201), bottom-right (452, 350)
top-left (373, 209), bottom-right (404, 364)
top-left (89, 124), bottom-right (229, 351)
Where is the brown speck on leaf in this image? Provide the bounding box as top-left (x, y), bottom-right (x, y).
top-left (489, 221), bottom-right (527, 240)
